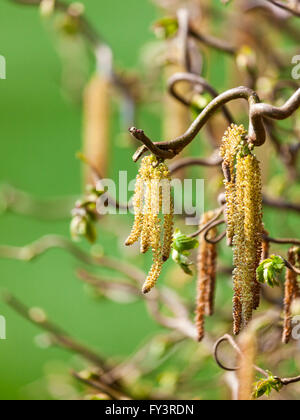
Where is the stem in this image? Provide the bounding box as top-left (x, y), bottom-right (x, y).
top-left (167, 72), bottom-right (234, 125)
top-left (266, 0), bottom-right (300, 17)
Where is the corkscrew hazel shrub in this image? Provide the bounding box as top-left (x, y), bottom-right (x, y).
top-left (125, 155), bottom-right (174, 294)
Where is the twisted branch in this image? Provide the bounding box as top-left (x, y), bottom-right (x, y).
top-left (266, 0), bottom-right (300, 17)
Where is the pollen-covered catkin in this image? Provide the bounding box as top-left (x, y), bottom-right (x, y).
top-left (220, 124), bottom-right (247, 244)
top-left (234, 154), bottom-right (263, 329)
top-left (283, 248), bottom-right (300, 344)
top-left (196, 211), bottom-right (218, 342)
top-left (221, 125), bottom-right (263, 334)
top-left (125, 174), bottom-right (144, 246)
top-left (125, 155), bottom-right (174, 294)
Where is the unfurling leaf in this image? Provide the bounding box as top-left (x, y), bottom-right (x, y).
top-left (252, 375), bottom-right (283, 399)
top-left (171, 230), bottom-right (199, 275)
top-left (256, 255), bottom-right (285, 287)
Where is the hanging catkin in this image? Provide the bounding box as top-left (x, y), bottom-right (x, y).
top-left (220, 124), bottom-right (247, 245)
top-left (125, 156), bottom-right (174, 294)
top-left (221, 125), bottom-right (263, 334)
top-left (283, 247), bottom-right (300, 344)
top-left (234, 154), bottom-right (263, 330)
top-left (196, 211), bottom-right (218, 342)
top-left (83, 74), bottom-right (110, 185)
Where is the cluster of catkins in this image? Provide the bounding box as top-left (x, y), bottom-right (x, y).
top-left (196, 211), bottom-right (218, 342)
top-left (283, 247), bottom-right (300, 344)
top-left (221, 124), bottom-right (263, 334)
top-left (125, 155), bottom-right (174, 294)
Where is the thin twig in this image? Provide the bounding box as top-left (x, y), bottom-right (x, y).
top-left (188, 25), bottom-right (237, 55)
top-left (266, 0), bottom-right (300, 17)
top-left (263, 195), bottom-right (300, 213)
top-left (167, 72), bottom-right (234, 125)
top-left (214, 334), bottom-right (269, 378)
top-left (204, 220), bottom-right (226, 244)
top-left (188, 207), bottom-right (224, 239)
top-left (72, 371), bottom-right (131, 400)
top-left (169, 153), bottom-right (222, 173)
top-left (264, 235), bottom-right (300, 246)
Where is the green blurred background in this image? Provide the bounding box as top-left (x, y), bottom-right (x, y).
top-left (0, 0), bottom-right (163, 400)
top-left (0, 0), bottom-right (299, 400)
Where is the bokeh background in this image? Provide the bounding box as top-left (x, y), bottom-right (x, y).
top-left (0, 0), bottom-right (299, 400)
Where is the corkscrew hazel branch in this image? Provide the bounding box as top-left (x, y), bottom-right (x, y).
top-left (131, 86), bottom-right (265, 160)
top-left (263, 235), bottom-right (300, 246)
top-left (214, 334), bottom-right (300, 389)
top-left (167, 72), bottom-right (235, 125)
top-left (132, 87), bottom-right (300, 161)
top-left (189, 207), bottom-right (225, 239)
top-left (204, 220), bottom-right (226, 245)
top-left (281, 257), bottom-right (300, 276)
top-left (214, 334), bottom-right (271, 378)
top-left (169, 153), bottom-right (222, 173)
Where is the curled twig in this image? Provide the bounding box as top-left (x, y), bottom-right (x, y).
top-left (204, 220), bottom-right (226, 245)
top-left (214, 334), bottom-right (269, 378)
top-left (189, 207), bottom-right (225, 239)
top-left (169, 153), bottom-right (222, 173)
top-left (133, 87), bottom-right (300, 161)
top-left (167, 72), bottom-right (234, 125)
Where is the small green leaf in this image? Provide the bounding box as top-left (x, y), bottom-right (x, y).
top-left (256, 255), bottom-right (285, 287)
top-left (153, 17), bottom-right (179, 39)
top-left (252, 375), bottom-right (283, 399)
top-left (173, 229), bottom-right (199, 253)
top-left (171, 230), bottom-right (198, 275)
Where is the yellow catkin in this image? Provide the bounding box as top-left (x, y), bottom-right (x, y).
top-left (196, 211), bottom-right (218, 342)
top-left (283, 248), bottom-right (299, 344)
top-left (83, 74), bottom-right (110, 186)
top-left (162, 169), bottom-right (174, 262)
top-left (126, 155), bottom-right (174, 294)
top-left (221, 125), bottom-right (263, 334)
top-left (125, 174), bottom-right (144, 246)
top-left (220, 124), bottom-right (247, 244)
top-left (234, 154), bottom-right (263, 329)
top-left (140, 179), bottom-right (152, 254)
